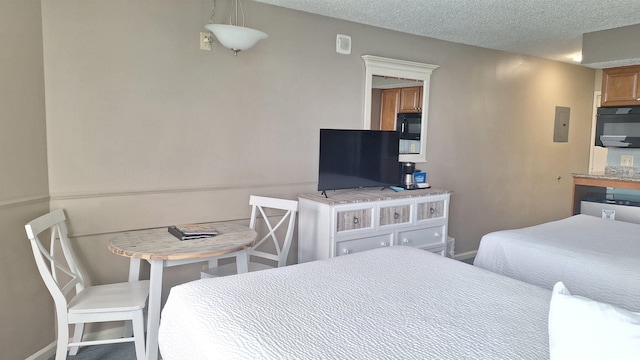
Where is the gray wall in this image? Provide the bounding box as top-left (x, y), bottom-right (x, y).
top-left (5, 1), bottom-right (597, 357)
top-left (1, 1), bottom-right (51, 359)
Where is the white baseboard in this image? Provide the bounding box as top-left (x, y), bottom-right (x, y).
top-left (26, 326), bottom-right (126, 360)
top-left (25, 342), bottom-right (56, 360)
top-left (454, 249), bottom-right (477, 261)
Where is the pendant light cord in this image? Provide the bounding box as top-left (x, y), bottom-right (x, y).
top-left (208, 0), bottom-right (216, 24)
top-left (209, 0), bottom-right (246, 27)
top-left (231, 0), bottom-right (245, 27)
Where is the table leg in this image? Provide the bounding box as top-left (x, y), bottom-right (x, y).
top-left (236, 249), bottom-right (249, 274)
top-left (128, 258), bottom-right (141, 282)
top-left (146, 259), bottom-right (164, 360)
top-left (124, 258), bottom-right (142, 337)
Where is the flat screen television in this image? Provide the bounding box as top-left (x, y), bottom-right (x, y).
top-left (318, 129), bottom-right (400, 192)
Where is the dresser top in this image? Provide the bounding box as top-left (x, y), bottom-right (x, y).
top-left (299, 188), bottom-right (451, 205)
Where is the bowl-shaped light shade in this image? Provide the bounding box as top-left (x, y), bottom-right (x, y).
top-left (205, 24), bottom-right (268, 51)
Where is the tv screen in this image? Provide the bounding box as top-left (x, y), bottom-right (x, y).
top-left (318, 129), bottom-right (400, 191)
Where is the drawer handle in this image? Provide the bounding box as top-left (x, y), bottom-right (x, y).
top-left (353, 216), bottom-right (359, 225)
top-left (434, 232), bottom-right (441, 237)
top-left (402, 238), bottom-right (409, 243)
top-left (430, 207), bottom-right (436, 215)
top-left (343, 249), bottom-right (351, 254)
top-left (393, 212), bottom-right (399, 220)
top-left (380, 242), bottom-right (388, 247)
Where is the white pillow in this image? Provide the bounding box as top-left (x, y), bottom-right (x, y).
top-left (548, 281), bottom-right (640, 360)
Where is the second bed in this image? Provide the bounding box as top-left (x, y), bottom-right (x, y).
top-left (474, 214), bottom-right (640, 312)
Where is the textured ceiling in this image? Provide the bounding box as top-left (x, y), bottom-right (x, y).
top-left (255, 0), bottom-right (640, 64)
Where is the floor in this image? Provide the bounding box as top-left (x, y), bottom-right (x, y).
top-left (460, 257), bottom-right (475, 264)
top-left (49, 343), bottom-right (136, 360)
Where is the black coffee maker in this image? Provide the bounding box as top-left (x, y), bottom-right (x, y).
top-left (402, 162), bottom-right (416, 190)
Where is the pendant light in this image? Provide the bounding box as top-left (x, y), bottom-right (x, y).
top-left (205, 0), bottom-right (268, 55)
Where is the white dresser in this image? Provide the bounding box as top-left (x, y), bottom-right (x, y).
top-left (298, 188), bottom-right (451, 263)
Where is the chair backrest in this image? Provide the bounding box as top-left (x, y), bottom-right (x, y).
top-left (25, 209), bottom-right (86, 316)
top-left (247, 195), bottom-right (298, 267)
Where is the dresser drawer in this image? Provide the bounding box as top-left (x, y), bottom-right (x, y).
top-left (336, 208), bottom-right (373, 233)
top-left (379, 204), bottom-right (411, 226)
top-left (335, 234), bottom-right (392, 256)
top-left (396, 225), bottom-right (445, 248)
top-left (423, 244), bottom-right (447, 256)
top-left (417, 200), bottom-right (445, 221)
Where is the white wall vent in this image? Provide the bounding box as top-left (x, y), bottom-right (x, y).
top-left (336, 34), bottom-right (351, 55)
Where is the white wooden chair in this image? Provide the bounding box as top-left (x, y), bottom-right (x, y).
top-left (201, 195), bottom-right (298, 278)
top-left (24, 209), bottom-right (149, 360)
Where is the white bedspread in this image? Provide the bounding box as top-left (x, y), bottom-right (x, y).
top-left (474, 214), bottom-right (640, 312)
top-left (159, 246), bottom-right (550, 360)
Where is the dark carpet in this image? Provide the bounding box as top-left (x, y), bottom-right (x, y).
top-left (49, 343), bottom-right (136, 360)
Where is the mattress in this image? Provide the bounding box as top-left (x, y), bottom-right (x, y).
top-left (474, 214), bottom-right (640, 312)
top-left (159, 246), bottom-right (551, 360)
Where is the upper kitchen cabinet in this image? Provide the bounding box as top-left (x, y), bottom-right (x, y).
top-left (601, 65), bottom-right (640, 107)
top-left (380, 88), bottom-right (400, 130)
top-left (378, 86), bottom-right (423, 130)
top-left (399, 86), bottom-right (423, 113)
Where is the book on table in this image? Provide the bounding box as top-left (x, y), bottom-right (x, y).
top-left (168, 223), bottom-right (218, 241)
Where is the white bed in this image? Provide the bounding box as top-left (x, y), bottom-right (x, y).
top-left (474, 214), bottom-right (640, 312)
top-left (158, 246), bottom-right (551, 360)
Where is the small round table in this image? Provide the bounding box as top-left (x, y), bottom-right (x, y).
top-left (109, 222), bottom-right (257, 360)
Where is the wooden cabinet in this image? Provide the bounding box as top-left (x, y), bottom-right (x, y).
top-left (601, 65), bottom-right (640, 107)
top-left (378, 86), bottom-right (423, 130)
top-left (399, 86), bottom-right (422, 112)
top-left (379, 89), bottom-right (400, 131)
top-left (297, 189), bottom-right (451, 263)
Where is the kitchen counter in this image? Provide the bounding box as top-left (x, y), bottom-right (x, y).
top-left (571, 170), bottom-right (640, 215)
top-left (572, 170), bottom-right (640, 188)
top-left (573, 166), bottom-right (640, 182)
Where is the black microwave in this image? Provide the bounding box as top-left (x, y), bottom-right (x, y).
top-left (595, 106), bottom-right (640, 148)
top-left (396, 113), bottom-right (421, 140)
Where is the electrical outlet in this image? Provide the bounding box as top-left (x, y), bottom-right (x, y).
top-left (602, 209), bottom-right (615, 220)
top-left (621, 155), bottom-right (634, 167)
top-left (200, 32), bottom-right (212, 51)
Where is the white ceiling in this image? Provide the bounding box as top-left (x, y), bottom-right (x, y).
top-left (255, 0), bottom-right (640, 65)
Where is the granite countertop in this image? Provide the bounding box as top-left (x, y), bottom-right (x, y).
top-left (573, 166), bottom-right (640, 182)
top-left (299, 188), bottom-right (451, 205)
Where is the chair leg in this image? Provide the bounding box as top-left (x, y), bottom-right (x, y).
top-left (132, 311), bottom-right (146, 360)
top-left (68, 323), bottom-right (84, 355)
top-left (55, 320), bottom-right (70, 360)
